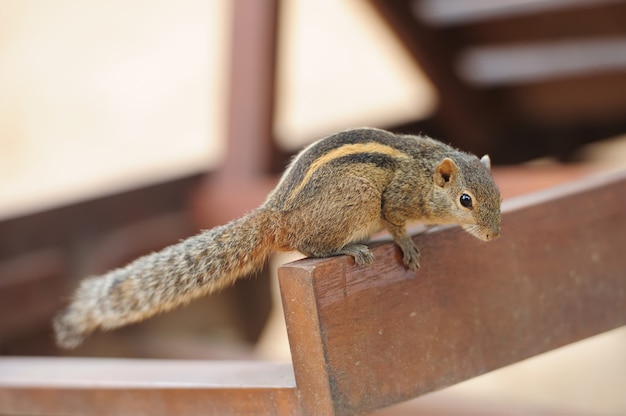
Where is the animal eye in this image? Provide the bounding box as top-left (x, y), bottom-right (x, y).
top-left (460, 193), bottom-right (473, 209)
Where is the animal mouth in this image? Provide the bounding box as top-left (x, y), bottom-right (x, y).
top-left (462, 224), bottom-right (500, 241)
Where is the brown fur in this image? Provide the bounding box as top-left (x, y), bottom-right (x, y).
top-left (53, 128), bottom-right (501, 348)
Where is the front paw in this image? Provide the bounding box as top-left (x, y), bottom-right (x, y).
top-left (400, 243), bottom-right (420, 271)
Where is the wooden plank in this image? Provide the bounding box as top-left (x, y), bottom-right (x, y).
top-left (280, 170), bottom-right (626, 415)
top-left (440, 1), bottom-right (626, 46)
top-left (0, 173), bottom-right (202, 260)
top-left (0, 250), bottom-right (66, 336)
top-left (220, 0), bottom-right (281, 178)
top-left (498, 72), bottom-right (626, 124)
top-left (367, 0), bottom-right (497, 155)
top-left (0, 358), bottom-right (299, 416)
top-left (369, 1), bottom-right (626, 163)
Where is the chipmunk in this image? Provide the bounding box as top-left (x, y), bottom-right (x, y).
top-left (53, 127), bottom-right (501, 348)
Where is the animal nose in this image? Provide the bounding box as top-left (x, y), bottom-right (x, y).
top-left (488, 227), bottom-right (501, 240)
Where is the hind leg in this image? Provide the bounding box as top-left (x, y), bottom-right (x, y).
top-left (327, 243), bottom-right (374, 266)
top-left (287, 175), bottom-right (383, 264)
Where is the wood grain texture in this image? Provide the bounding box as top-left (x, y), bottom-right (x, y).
top-left (0, 358), bottom-right (298, 416)
top-left (279, 170), bottom-right (626, 415)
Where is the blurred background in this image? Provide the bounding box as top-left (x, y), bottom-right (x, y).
top-left (1, 0), bottom-right (625, 414)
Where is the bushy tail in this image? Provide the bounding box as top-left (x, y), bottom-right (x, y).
top-left (53, 209), bottom-right (277, 349)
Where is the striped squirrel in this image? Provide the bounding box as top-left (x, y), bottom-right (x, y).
top-left (54, 127), bottom-right (501, 348)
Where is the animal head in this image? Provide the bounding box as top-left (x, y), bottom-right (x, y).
top-left (432, 154), bottom-right (501, 241)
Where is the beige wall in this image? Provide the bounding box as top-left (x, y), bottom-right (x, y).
top-left (0, 0), bottom-right (433, 218)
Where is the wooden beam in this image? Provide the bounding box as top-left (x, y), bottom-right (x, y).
top-left (221, 0), bottom-right (281, 178)
top-left (367, 0), bottom-right (500, 154)
top-left (280, 170), bottom-right (626, 415)
top-left (0, 174), bottom-right (203, 260)
top-left (0, 358), bottom-right (298, 416)
top-left (440, 1), bottom-right (626, 46)
top-left (0, 250), bottom-right (66, 336)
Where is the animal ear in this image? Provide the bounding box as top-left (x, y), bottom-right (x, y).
top-left (480, 154), bottom-right (491, 170)
top-left (433, 158), bottom-right (459, 188)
